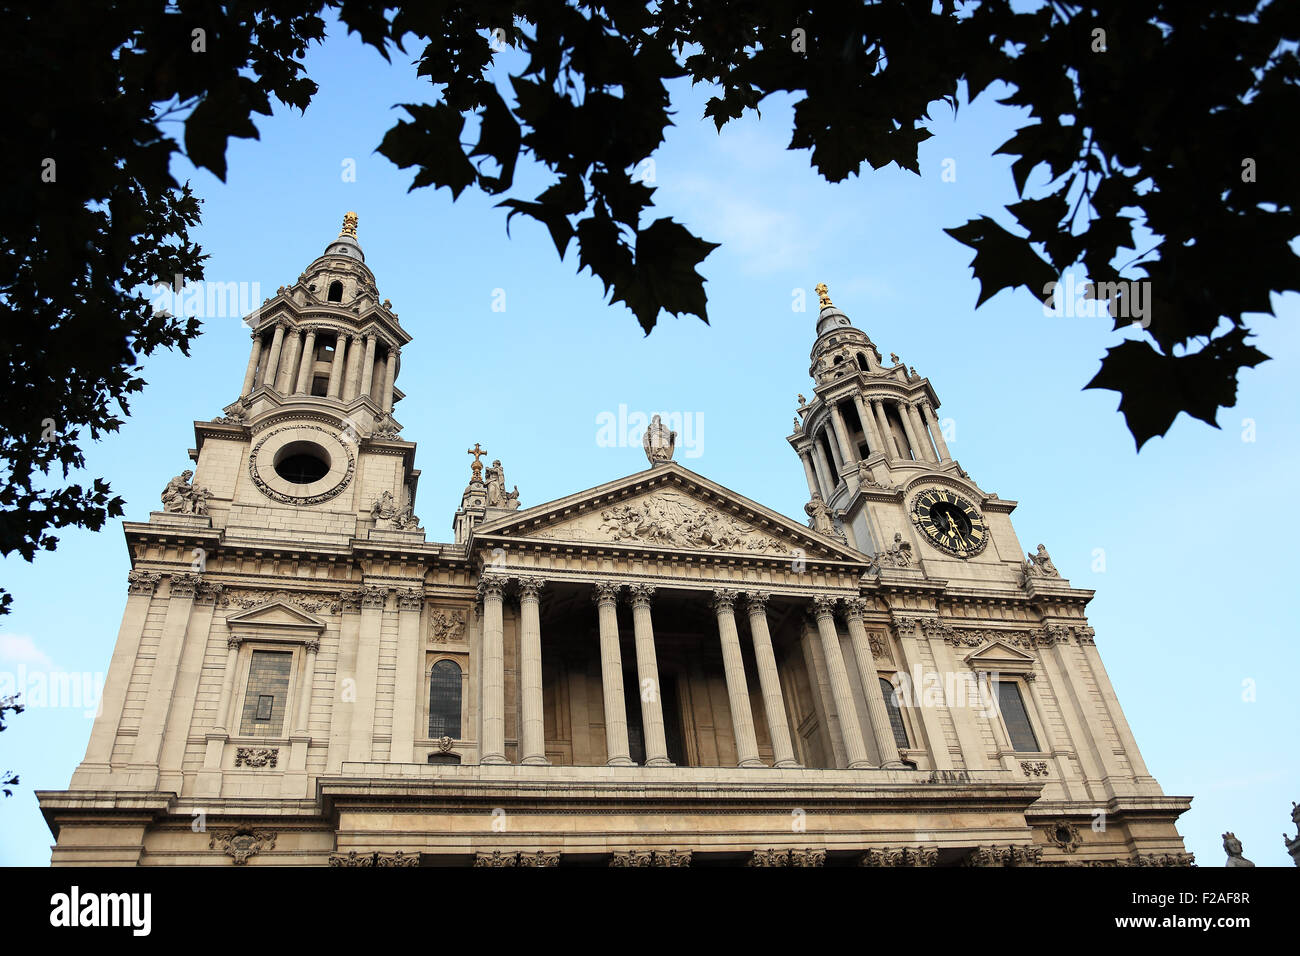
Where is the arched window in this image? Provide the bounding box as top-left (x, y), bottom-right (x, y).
top-left (879, 677), bottom-right (910, 750)
top-left (327, 280), bottom-right (343, 302)
top-left (428, 660), bottom-right (462, 738)
top-left (856, 352), bottom-right (869, 371)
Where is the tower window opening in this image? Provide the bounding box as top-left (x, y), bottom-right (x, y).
top-left (327, 280), bottom-right (343, 302)
top-left (311, 375), bottom-right (329, 397)
top-left (856, 352), bottom-right (869, 371)
top-left (273, 441), bottom-right (330, 484)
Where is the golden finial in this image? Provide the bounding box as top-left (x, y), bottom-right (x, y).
top-left (466, 442), bottom-right (486, 481)
top-left (815, 282), bottom-right (833, 308)
top-left (340, 211), bottom-right (358, 238)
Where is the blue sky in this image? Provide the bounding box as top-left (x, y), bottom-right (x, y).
top-left (2, 17), bottom-right (1296, 866)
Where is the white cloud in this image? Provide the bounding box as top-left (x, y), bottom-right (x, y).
top-left (0, 634), bottom-right (56, 670)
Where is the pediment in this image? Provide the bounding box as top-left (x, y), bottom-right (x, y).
top-left (475, 463), bottom-right (865, 563)
top-left (226, 600), bottom-right (326, 632)
top-left (964, 640), bottom-right (1035, 669)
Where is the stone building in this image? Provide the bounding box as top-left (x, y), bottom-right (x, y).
top-left (37, 215), bottom-right (1193, 867)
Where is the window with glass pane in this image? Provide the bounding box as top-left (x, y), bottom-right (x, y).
top-left (997, 680), bottom-right (1040, 752)
top-left (879, 677), bottom-right (910, 750)
top-left (428, 660), bottom-right (462, 739)
top-left (239, 650), bottom-right (293, 736)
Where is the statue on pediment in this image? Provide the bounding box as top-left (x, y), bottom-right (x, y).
top-left (643, 414), bottom-right (676, 465)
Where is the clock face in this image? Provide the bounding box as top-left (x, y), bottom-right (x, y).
top-left (910, 489), bottom-right (989, 558)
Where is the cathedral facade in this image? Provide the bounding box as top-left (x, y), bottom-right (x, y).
top-left (37, 216), bottom-right (1193, 867)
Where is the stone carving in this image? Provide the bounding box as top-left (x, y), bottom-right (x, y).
top-left (161, 469), bottom-right (212, 515)
top-left (1286, 802), bottom-right (1300, 866)
top-left (372, 417), bottom-right (402, 440)
top-left (859, 847), bottom-right (939, 867)
top-left (1073, 625), bottom-right (1096, 645)
top-left (168, 572), bottom-right (202, 599)
top-left (221, 589), bottom-right (340, 615)
top-left (435, 735), bottom-right (454, 753)
top-left (370, 490), bottom-right (398, 527)
top-left (396, 587), bottom-right (423, 611)
top-left (235, 747), bottom-right (279, 768)
top-left (962, 845), bottom-right (1042, 867)
top-left (1222, 832), bottom-right (1254, 867)
top-left (212, 403), bottom-right (248, 425)
top-left (1045, 821), bottom-right (1081, 853)
top-left (518, 851), bottom-right (560, 867)
top-left (592, 493), bottom-right (791, 555)
top-left (642, 414), bottom-right (676, 464)
top-left (750, 848), bottom-right (827, 867)
top-left (210, 826), bottom-right (276, 865)
top-left (328, 851), bottom-right (373, 867)
top-left (804, 494), bottom-right (836, 535)
top-left (868, 633), bottom-right (892, 663)
top-left (249, 425), bottom-right (355, 505)
top-left (466, 442), bottom-right (487, 481)
top-left (866, 533), bottom-right (913, 574)
top-left (358, 585), bottom-right (389, 609)
top-left (375, 851), bottom-right (420, 867)
top-left (609, 850), bottom-right (654, 867)
top-left (1021, 761), bottom-right (1048, 777)
top-left (1133, 852), bottom-right (1196, 867)
top-left (889, 352), bottom-right (900, 364)
top-left (484, 459), bottom-right (521, 510)
top-left (429, 609), bottom-right (466, 643)
top-left (1035, 624), bottom-right (1071, 647)
top-left (855, 460), bottom-right (890, 490)
top-left (655, 849), bottom-right (692, 867)
top-left (127, 570), bottom-right (162, 596)
top-left (474, 851), bottom-right (519, 867)
top-left (1019, 543), bottom-right (1061, 585)
top-left (797, 393), bottom-right (807, 406)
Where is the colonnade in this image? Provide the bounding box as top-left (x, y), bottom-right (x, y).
top-left (799, 394), bottom-right (951, 500)
top-left (241, 325), bottom-right (399, 412)
top-left (475, 575), bottom-right (902, 770)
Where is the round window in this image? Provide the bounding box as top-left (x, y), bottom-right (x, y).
top-left (273, 441), bottom-right (330, 484)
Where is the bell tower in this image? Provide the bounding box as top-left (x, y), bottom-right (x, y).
top-left (789, 282), bottom-right (961, 556)
top-left (193, 212), bottom-right (422, 545)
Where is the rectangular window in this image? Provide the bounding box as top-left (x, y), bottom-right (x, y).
top-left (311, 375), bottom-right (329, 397)
top-left (239, 650), bottom-right (293, 737)
top-left (997, 680), bottom-right (1039, 752)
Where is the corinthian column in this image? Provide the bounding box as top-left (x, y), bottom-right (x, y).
top-left (627, 584), bottom-right (672, 767)
top-left (744, 591), bottom-right (799, 767)
top-left (241, 333), bottom-right (263, 397)
top-left (843, 598), bottom-right (903, 767)
top-left (295, 328), bottom-right (317, 394)
top-left (478, 575), bottom-right (509, 764)
top-left (293, 639), bottom-right (321, 737)
top-left (518, 576), bottom-right (550, 765)
top-left (382, 346), bottom-right (398, 413)
top-left (261, 323), bottom-right (286, 387)
top-left (907, 402), bottom-right (936, 461)
top-left (921, 401), bottom-right (951, 460)
top-left (713, 589), bottom-right (763, 768)
top-left (594, 583), bottom-right (634, 766)
top-left (359, 334), bottom-right (378, 399)
top-left (812, 596), bottom-right (872, 768)
top-left (326, 333), bottom-right (347, 398)
top-left (872, 399), bottom-right (901, 458)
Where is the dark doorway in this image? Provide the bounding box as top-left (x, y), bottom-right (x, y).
top-left (623, 669), bottom-right (687, 766)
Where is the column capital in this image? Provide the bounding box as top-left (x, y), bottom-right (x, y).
top-left (517, 575), bottom-right (547, 599)
top-left (226, 635), bottom-right (244, 650)
top-left (626, 582), bottom-right (655, 607)
top-left (337, 587), bottom-right (363, 612)
top-left (591, 582), bottom-right (621, 606)
top-left (168, 572), bottom-right (202, 599)
top-left (842, 596), bottom-right (869, 621)
top-left (891, 614), bottom-right (920, 636)
top-left (811, 595), bottom-right (839, 620)
top-left (359, 585), bottom-right (390, 609)
top-left (304, 639), bottom-right (321, 654)
top-left (477, 574), bottom-right (509, 603)
top-left (126, 570), bottom-right (162, 596)
top-left (711, 588), bottom-right (738, 613)
top-left (743, 590), bottom-right (770, 613)
top-left (396, 587), bottom-right (423, 611)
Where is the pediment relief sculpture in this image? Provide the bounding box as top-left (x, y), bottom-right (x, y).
top-left (524, 491), bottom-right (795, 555)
